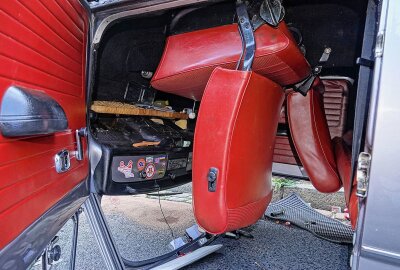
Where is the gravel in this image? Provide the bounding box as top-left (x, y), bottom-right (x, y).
top-left (37, 193), bottom-right (351, 270)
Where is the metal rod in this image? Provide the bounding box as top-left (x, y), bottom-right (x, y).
top-left (41, 251), bottom-right (47, 270)
top-left (69, 210), bottom-right (80, 270)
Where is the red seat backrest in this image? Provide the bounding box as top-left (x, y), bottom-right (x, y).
top-left (193, 67), bottom-right (285, 234)
top-left (287, 83), bottom-right (342, 193)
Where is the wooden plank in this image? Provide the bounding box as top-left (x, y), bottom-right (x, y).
top-left (91, 101), bottom-right (188, 119)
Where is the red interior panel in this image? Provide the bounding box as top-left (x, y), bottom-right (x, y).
top-left (0, 0), bottom-right (88, 249)
top-left (273, 136), bottom-right (300, 165)
top-left (151, 23), bottom-right (310, 100)
top-left (193, 67), bottom-right (284, 234)
top-left (322, 79), bottom-right (350, 138)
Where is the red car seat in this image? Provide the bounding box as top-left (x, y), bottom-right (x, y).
top-left (287, 81), bottom-right (358, 228)
top-left (151, 23), bottom-right (310, 100)
top-left (193, 67), bottom-right (285, 234)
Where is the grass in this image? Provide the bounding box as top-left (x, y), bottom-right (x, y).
top-left (272, 177), bottom-right (296, 191)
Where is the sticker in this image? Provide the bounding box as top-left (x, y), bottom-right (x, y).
top-left (146, 156), bottom-right (153, 163)
top-left (137, 158), bottom-right (146, 171)
top-left (145, 163), bottom-right (156, 179)
top-left (155, 156), bottom-right (166, 164)
top-left (117, 160), bottom-right (134, 178)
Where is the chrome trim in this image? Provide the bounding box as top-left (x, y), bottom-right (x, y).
top-left (84, 194), bottom-right (125, 270)
top-left (319, 76), bottom-right (355, 85)
top-left (55, 149), bottom-right (71, 173)
top-left (362, 246), bottom-right (400, 261)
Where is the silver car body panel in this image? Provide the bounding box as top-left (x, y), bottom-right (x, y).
top-left (353, 0), bottom-right (400, 269)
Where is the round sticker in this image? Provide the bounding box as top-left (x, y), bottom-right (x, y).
top-left (137, 158), bottom-right (146, 171)
top-left (145, 163), bottom-right (156, 179)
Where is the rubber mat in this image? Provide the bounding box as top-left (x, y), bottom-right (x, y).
top-left (265, 193), bottom-right (354, 244)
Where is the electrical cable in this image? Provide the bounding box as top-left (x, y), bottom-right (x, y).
top-left (154, 180), bottom-right (176, 241)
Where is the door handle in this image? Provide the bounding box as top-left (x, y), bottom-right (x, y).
top-left (75, 128), bottom-right (87, 161)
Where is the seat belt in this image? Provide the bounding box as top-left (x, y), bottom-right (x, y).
top-left (348, 0), bottom-right (378, 202)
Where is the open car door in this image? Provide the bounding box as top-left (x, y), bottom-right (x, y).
top-left (0, 0), bottom-right (89, 268)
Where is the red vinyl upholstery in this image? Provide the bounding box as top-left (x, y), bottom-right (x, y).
top-left (273, 78), bottom-right (352, 166)
top-left (333, 137), bottom-right (358, 228)
top-left (193, 67), bottom-right (284, 234)
top-left (287, 85), bottom-right (358, 228)
top-left (287, 84), bottom-right (342, 193)
top-left (151, 23), bottom-right (310, 100)
top-left (0, 0), bottom-right (88, 248)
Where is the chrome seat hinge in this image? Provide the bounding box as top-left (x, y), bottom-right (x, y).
top-left (356, 152), bottom-right (371, 198)
top-left (75, 127), bottom-right (87, 161)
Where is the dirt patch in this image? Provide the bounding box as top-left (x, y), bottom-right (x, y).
top-left (101, 195), bottom-right (195, 230)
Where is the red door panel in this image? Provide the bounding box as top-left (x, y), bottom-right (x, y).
top-left (0, 0), bottom-right (88, 249)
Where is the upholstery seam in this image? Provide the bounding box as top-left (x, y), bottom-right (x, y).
top-left (311, 90), bottom-right (341, 180)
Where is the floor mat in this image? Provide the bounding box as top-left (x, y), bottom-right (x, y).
top-left (265, 193), bottom-right (354, 244)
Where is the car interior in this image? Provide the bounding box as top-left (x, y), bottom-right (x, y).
top-left (0, 0), bottom-right (384, 268)
top-left (87, 0), bottom-right (370, 264)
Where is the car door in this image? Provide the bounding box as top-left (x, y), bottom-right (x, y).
top-left (0, 0), bottom-right (89, 256)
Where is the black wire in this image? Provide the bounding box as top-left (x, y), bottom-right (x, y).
top-left (155, 180), bottom-right (176, 240)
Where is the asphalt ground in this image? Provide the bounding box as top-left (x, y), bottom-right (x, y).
top-left (38, 187), bottom-right (351, 270)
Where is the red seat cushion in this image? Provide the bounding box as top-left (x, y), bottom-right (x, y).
top-left (287, 84), bottom-right (342, 193)
top-left (193, 67), bottom-right (285, 234)
top-left (151, 23), bottom-right (310, 100)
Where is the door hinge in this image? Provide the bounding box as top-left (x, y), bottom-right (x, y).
top-left (375, 31), bottom-right (385, 58)
top-left (75, 127), bottom-right (87, 161)
top-left (356, 152), bottom-right (371, 198)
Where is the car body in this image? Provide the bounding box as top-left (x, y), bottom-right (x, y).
top-left (0, 0), bottom-right (399, 269)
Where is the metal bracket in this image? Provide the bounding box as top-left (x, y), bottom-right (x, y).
top-left (41, 236), bottom-right (61, 270)
top-left (293, 47), bottom-right (332, 96)
top-left (356, 57), bottom-right (374, 68)
top-left (236, 2), bottom-right (255, 71)
top-left (375, 31), bottom-right (385, 58)
top-left (356, 152), bottom-right (371, 198)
